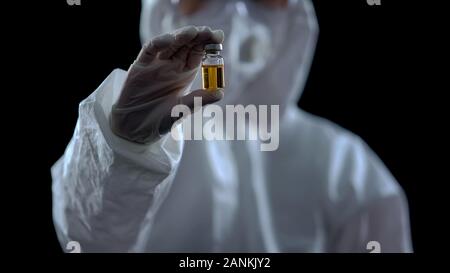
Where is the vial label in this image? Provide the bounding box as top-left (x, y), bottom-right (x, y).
top-left (202, 65), bottom-right (225, 90)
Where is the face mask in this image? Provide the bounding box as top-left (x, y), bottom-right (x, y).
top-left (141, 0), bottom-right (319, 115)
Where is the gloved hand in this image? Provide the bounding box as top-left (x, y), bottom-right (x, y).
top-left (110, 26), bottom-right (224, 144)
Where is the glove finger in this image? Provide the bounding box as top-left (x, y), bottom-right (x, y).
top-left (168, 26), bottom-right (218, 65)
top-left (171, 26), bottom-right (211, 67)
top-left (159, 26), bottom-right (198, 60)
top-left (135, 33), bottom-right (175, 66)
top-left (195, 26), bottom-right (224, 44)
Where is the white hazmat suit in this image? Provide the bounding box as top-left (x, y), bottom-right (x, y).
top-left (51, 0), bottom-right (412, 252)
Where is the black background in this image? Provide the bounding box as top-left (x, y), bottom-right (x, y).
top-left (13, 0), bottom-right (440, 255)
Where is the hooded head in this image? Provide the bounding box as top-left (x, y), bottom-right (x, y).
top-left (140, 0), bottom-right (318, 117)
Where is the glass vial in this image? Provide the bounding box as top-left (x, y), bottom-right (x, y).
top-left (202, 44), bottom-right (225, 91)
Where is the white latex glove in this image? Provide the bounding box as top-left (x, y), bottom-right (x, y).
top-left (111, 26), bottom-right (224, 144)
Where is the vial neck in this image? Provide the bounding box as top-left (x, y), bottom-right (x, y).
top-left (206, 50), bottom-right (220, 55)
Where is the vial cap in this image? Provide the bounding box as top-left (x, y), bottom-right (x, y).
top-left (204, 44), bottom-right (223, 51)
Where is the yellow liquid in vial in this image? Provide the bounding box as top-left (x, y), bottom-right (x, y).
top-left (202, 64), bottom-right (225, 91)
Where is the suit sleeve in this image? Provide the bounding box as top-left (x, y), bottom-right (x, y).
top-left (51, 69), bottom-right (184, 252)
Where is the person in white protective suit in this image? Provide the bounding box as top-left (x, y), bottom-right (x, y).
top-left (51, 0), bottom-right (413, 252)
